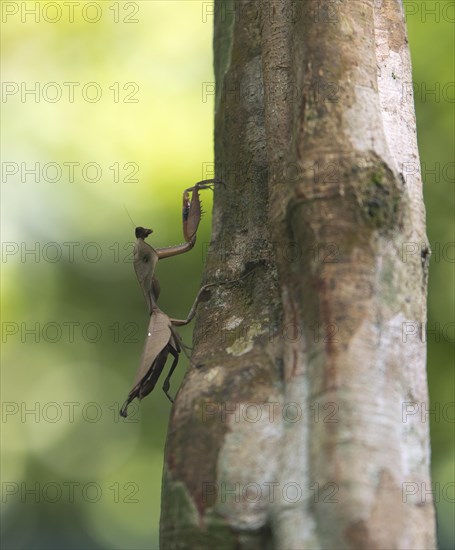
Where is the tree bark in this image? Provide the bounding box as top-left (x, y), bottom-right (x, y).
top-left (160, 1), bottom-right (436, 548)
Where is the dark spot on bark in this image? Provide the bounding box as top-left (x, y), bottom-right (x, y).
top-left (244, 258), bottom-right (266, 274)
top-left (345, 519), bottom-right (370, 549)
top-left (276, 357), bottom-right (284, 381)
top-left (199, 288), bottom-right (212, 303)
top-left (360, 167), bottom-right (403, 231)
top-left (301, 93), bottom-right (306, 117)
top-left (421, 246), bottom-right (430, 267)
top-left (367, 197), bottom-right (382, 218)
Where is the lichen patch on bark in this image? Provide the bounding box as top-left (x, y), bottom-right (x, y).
top-left (226, 322), bottom-right (264, 357)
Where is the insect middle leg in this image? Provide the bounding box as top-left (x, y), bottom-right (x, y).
top-left (170, 275), bottom-right (247, 328)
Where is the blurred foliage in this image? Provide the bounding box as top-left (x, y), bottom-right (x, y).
top-left (1, 1), bottom-right (453, 549)
top-left (407, 6), bottom-right (454, 550)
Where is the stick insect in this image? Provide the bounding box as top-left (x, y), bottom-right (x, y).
top-left (120, 179), bottom-right (226, 417)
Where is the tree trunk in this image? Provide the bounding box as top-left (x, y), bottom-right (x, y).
top-left (160, 1), bottom-right (436, 548)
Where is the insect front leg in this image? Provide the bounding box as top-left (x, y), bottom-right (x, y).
top-left (182, 178), bottom-right (225, 242)
top-left (155, 179), bottom-right (225, 259)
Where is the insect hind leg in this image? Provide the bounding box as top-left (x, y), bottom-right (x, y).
top-left (162, 346), bottom-right (180, 403)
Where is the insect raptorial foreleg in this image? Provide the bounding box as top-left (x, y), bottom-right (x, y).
top-left (182, 178), bottom-right (225, 243)
top-left (155, 179), bottom-right (225, 260)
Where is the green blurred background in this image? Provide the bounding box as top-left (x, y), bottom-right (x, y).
top-left (1, 2), bottom-right (453, 549)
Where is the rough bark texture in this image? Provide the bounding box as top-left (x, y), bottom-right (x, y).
top-left (160, 1), bottom-right (436, 548)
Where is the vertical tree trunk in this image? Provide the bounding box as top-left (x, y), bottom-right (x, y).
top-left (160, 1), bottom-right (436, 548)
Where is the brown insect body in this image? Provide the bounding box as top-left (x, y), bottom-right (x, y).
top-left (120, 179), bottom-right (224, 417)
top-left (133, 227), bottom-right (160, 313)
top-left (120, 307), bottom-right (181, 416)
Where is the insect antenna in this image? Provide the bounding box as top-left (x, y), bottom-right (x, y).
top-left (123, 203), bottom-right (137, 230)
